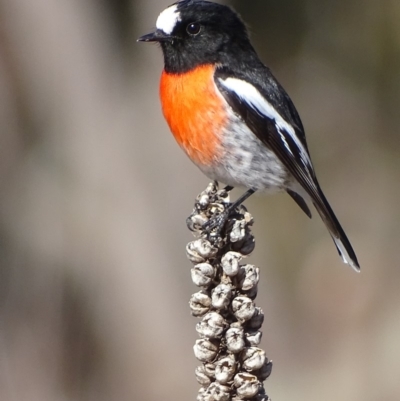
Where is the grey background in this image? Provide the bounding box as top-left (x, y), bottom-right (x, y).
top-left (0, 0), bottom-right (399, 400)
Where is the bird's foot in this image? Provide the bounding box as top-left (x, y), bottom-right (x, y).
top-left (202, 209), bottom-right (230, 239)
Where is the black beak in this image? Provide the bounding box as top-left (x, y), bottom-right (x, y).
top-left (137, 30), bottom-right (171, 43)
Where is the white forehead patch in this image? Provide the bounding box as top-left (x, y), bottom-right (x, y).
top-left (156, 5), bottom-right (181, 35)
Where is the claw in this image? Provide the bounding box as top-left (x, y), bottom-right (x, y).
top-left (203, 211), bottom-right (230, 238)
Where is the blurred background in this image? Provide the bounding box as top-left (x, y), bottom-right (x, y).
top-left (0, 0), bottom-right (399, 400)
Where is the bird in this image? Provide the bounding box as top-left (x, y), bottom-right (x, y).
top-left (138, 0), bottom-right (360, 271)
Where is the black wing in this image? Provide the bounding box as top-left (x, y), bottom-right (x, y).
top-left (214, 66), bottom-right (360, 270)
top-left (214, 65), bottom-right (320, 204)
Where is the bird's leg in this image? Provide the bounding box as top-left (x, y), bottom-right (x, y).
top-left (203, 188), bottom-right (256, 235)
top-left (229, 188), bottom-right (255, 210)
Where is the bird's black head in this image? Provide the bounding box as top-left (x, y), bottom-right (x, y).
top-left (138, 0), bottom-right (257, 73)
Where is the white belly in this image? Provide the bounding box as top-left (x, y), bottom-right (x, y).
top-left (198, 112), bottom-right (289, 192)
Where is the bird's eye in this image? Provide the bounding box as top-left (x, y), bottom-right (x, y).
top-left (186, 22), bottom-right (201, 36)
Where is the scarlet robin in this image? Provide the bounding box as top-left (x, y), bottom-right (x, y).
top-left (138, 0), bottom-right (360, 271)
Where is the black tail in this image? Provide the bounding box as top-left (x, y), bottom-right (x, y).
top-left (312, 186), bottom-right (360, 271)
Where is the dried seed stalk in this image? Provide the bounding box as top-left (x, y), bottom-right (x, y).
top-left (187, 182), bottom-right (272, 401)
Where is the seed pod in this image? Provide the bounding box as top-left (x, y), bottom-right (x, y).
top-left (254, 359), bottom-right (273, 381)
top-left (187, 239), bottom-right (218, 264)
top-left (197, 387), bottom-right (206, 401)
top-left (247, 307), bottom-right (264, 330)
top-left (232, 296), bottom-right (256, 323)
top-left (205, 382), bottom-right (231, 401)
top-left (239, 265), bottom-right (260, 291)
top-left (203, 363), bottom-right (216, 379)
top-left (245, 330), bottom-right (262, 347)
top-left (230, 219), bottom-right (246, 243)
top-left (204, 181), bottom-right (218, 196)
top-left (244, 284), bottom-right (258, 300)
top-left (195, 365), bottom-right (212, 387)
top-left (198, 193), bottom-right (211, 209)
top-left (215, 354), bottom-right (236, 384)
top-left (189, 291), bottom-right (212, 317)
top-left (231, 234), bottom-right (256, 255)
top-left (196, 312), bottom-right (227, 339)
top-left (216, 188), bottom-right (230, 203)
top-left (221, 252), bottom-right (242, 277)
top-left (187, 213), bottom-right (209, 232)
top-left (234, 373), bottom-right (261, 399)
top-left (211, 284), bottom-right (232, 309)
top-left (226, 326), bottom-right (245, 354)
top-left (240, 347), bottom-right (266, 372)
top-left (194, 339), bottom-right (219, 362)
top-left (191, 263), bottom-right (216, 287)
